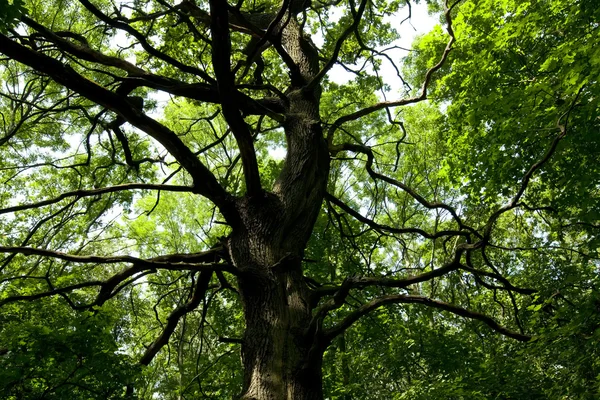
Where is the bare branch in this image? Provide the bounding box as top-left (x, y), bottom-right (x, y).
top-left (313, 258), bottom-right (461, 302)
top-left (0, 183), bottom-right (195, 215)
top-left (21, 16), bottom-right (285, 114)
top-left (460, 260), bottom-right (535, 295)
top-left (325, 294), bottom-right (531, 343)
top-left (0, 245), bottom-right (232, 309)
top-left (122, 76), bottom-right (285, 116)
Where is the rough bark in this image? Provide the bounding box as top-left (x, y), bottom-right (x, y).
top-left (228, 114), bottom-right (329, 399)
top-left (228, 180), bottom-right (327, 399)
top-left (236, 259), bottom-right (324, 400)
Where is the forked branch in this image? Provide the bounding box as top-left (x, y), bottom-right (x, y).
top-left (326, 192), bottom-right (469, 240)
top-left (328, 144), bottom-right (470, 233)
top-left (77, 0), bottom-right (215, 83)
top-left (311, 256), bottom-right (462, 304)
top-left (140, 271), bottom-right (213, 365)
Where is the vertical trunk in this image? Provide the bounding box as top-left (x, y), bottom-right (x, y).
top-left (229, 174), bottom-right (327, 399)
top-left (229, 111), bottom-right (329, 399)
top-left (238, 265), bottom-right (323, 400)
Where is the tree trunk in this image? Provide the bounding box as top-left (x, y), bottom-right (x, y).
top-left (237, 264), bottom-right (323, 400)
top-left (228, 200), bottom-right (326, 400)
top-left (229, 123), bottom-right (329, 398)
top-left (228, 108), bottom-right (329, 399)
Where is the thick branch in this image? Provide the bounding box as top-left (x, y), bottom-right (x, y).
top-left (0, 246), bottom-right (235, 273)
top-left (94, 246), bottom-right (229, 305)
top-left (115, 74), bottom-right (285, 116)
top-left (22, 16), bottom-right (146, 76)
top-left (312, 257), bottom-right (461, 303)
top-left (19, 17), bottom-right (284, 115)
top-left (459, 263), bottom-right (535, 295)
top-left (227, 4), bottom-right (306, 86)
top-left (209, 0), bottom-right (262, 196)
top-left (22, 16), bottom-right (284, 113)
top-left (150, 246), bottom-right (227, 263)
top-left (131, 77), bottom-right (286, 115)
top-left (0, 246), bottom-right (230, 309)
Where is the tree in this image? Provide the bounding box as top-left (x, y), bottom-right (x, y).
top-left (0, 0), bottom-right (598, 398)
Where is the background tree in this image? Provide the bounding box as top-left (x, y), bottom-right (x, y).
top-left (0, 0), bottom-right (598, 399)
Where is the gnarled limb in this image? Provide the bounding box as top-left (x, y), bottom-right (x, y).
top-left (328, 144), bottom-right (471, 234)
top-left (324, 294), bottom-right (531, 344)
top-left (326, 192), bottom-right (470, 240)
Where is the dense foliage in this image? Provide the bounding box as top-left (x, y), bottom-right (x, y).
top-left (0, 0), bottom-right (598, 398)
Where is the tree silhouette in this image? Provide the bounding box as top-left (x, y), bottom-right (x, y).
top-left (0, 0), bottom-right (598, 398)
